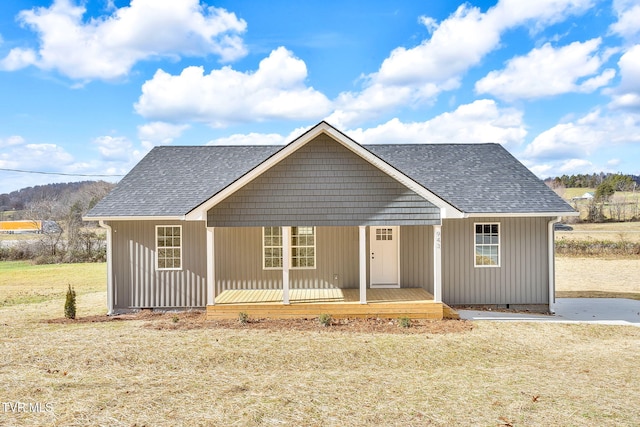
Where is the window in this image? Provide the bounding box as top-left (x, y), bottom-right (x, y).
top-left (263, 226), bottom-right (283, 269)
top-left (375, 228), bottom-right (393, 241)
top-left (474, 223), bottom-right (500, 267)
top-left (156, 225), bottom-right (182, 270)
top-left (291, 226), bottom-right (315, 268)
top-left (263, 226), bottom-right (316, 269)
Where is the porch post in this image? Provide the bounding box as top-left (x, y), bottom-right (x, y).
top-left (282, 226), bottom-right (291, 305)
top-left (99, 221), bottom-right (114, 315)
top-left (206, 227), bottom-right (215, 305)
top-left (433, 224), bottom-right (442, 303)
top-left (359, 225), bottom-right (367, 304)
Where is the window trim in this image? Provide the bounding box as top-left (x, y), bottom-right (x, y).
top-left (474, 222), bottom-right (500, 268)
top-left (156, 225), bottom-right (183, 271)
top-left (262, 226), bottom-right (316, 270)
top-left (291, 226), bottom-right (316, 270)
top-left (262, 226), bottom-right (283, 270)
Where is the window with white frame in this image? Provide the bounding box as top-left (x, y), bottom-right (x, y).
top-left (156, 225), bottom-right (182, 270)
top-left (263, 226), bottom-right (283, 269)
top-left (263, 226), bottom-right (316, 269)
top-left (291, 226), bottom-right (315, 268)
top-left (474, 223), bottom-right (500, 267)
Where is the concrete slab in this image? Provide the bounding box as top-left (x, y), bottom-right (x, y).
top-left (458, 298), bottom-right (640, 327)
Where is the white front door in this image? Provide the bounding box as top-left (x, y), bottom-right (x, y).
top-left (369, 226), bottom-right (399, 288)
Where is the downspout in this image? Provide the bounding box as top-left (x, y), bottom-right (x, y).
top-left (98, 220), bottom-right (114, 315)
top-left (547, 216), bottom-right (562, 314)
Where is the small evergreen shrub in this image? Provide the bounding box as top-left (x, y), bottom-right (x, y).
top-left (318, 313), bottom-right (332, 327)
top-left (238, 312), bottom-right (249, 325)
top-left (64, 284), bottom-right (76, 320)
top-left (398, 316), bottom-right (411, 328)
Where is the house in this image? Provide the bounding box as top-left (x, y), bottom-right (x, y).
top-left (571, 192), bottom-right (594, 201)
top-left (85, 121), bottom-right (577, 319)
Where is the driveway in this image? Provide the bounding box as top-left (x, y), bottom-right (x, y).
top-left (458, 298), bottom-right (640, 327)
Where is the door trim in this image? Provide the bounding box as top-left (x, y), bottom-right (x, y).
top-left (369, 226), bottom-right (400, 288)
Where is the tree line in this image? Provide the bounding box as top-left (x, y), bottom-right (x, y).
top-left (0, 181), bottom-right (115, 263)
top-left (545, 173), bottom-right (639, 191)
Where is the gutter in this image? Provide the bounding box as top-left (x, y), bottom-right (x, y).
top-left (98, 220), bottom-right (114, 315)
top-left (548, 216), bottom-right (562, 314)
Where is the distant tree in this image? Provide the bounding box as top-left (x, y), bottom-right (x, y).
top-left (595, 181), bottom-right (615, 202)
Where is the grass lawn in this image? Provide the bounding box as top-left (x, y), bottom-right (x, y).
top-left (0, 261), bottom-right (106, 306)
top-left (555, 221), bottom-right (640, 243)
top-left (1, 261), bottom-right (640, 426)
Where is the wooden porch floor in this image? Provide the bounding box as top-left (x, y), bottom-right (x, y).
top-left (207, 288), bottom-right (457, 320)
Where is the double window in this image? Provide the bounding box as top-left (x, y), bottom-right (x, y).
top-left (263, 226), bottom-right (316, 269)
top-left (156, 225), bottom-right (182, 270)
top-left (474, 223), bottom-right (500, 267)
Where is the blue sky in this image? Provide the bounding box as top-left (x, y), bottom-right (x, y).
top-left (1, 0), bottom-right (639, 194)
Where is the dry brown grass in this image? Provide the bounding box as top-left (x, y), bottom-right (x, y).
top-left (0, 261), bottom-right (106, 306)
top-left (2, 289), bottom-right (640, 426)
top-left (556, 221), bottom-right (640, 243)
top-left (556, 257), bottom-right (640, 299)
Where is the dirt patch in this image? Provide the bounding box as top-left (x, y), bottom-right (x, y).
top-left (45, 310), bottom-right (473, 334)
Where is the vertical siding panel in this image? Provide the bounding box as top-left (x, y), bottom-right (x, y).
top-left (442, 217), bottom-right (551, 306)
top-left (110, 220), bottom-right (207, 310)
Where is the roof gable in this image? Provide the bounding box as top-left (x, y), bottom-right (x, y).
top-left (86, 121), bottom-right (575, 220)
top-left (206, 133), bottom-right (441, 226)
top-left (186, 121), bottom-right (460, 220)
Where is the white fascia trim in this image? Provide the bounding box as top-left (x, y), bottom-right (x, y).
top-left (463, 211), bottom-right (579, 218)
top-left (83, 215), bottom-right (186, 222)
top-left (185, 121), bottom-right (463, 221)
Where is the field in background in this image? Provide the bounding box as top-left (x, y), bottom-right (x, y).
top-left (1, 261), bottom-right (639, 426)
top-left (0, 261), bottom-right (105, 306)
top-left (559, 188), bottom-right (640, 221)
top-left (555, 221), bottom-right (640, 243)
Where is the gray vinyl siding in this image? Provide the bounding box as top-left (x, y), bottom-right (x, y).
top-left (442, 217), bottom-right (551, 305)
top-left (207, 134), bottom-right (441, 227)
top-left (109, 220), bottom-right (207, 309)
top-left (400, 226), bottom-right (434, 293)
top-left (214, 226), bottom-right (360, 294)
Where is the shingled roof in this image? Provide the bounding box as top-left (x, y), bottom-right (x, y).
top-left (86, 127), bottom-right (574, 219)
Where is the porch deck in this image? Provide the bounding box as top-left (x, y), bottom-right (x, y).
top-left (207, 288), bottom-right (458, 320)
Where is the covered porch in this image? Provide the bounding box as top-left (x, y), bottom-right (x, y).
top-left (206, 288), bottom-right (458, 320)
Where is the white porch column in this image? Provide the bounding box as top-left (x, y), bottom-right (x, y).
top-left (282, 226), bottom-right (291, 305)
top-left (206, 227), bottom-right (216, 305)
top-left (99, 220), bottom-right (114, 315)
top-left (433, 224), bottom-right (442, 303)
top-left (359, 225), bottom-right (367, 304)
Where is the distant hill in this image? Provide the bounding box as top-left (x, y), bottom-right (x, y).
top-left (0, 181), bottom-right (115, 211)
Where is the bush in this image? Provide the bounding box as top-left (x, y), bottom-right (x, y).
top-left (556, 239), bottom-right (640, 257)
top-left (398, 316), bottom-right (412, 328)
top-left (318, 313), bottom-right (332, 327)
top-left (238, 312), bottom-right (249, 325)
top-left (64, 284), bottom-right (76, 319)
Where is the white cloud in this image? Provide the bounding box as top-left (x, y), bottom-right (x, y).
top-left (475, 39), bottom-right (615, 100)
top-left (137, 122), bottom-right (190, 149)
top-left (135, 47), bottom-right (332, 126)
top-left (0, 142), bottom-right (74, 172)
top-left (327, 0), bottom-right (594, 126)
top-left (207, 132), bottom-right (286, 146)
top-left (610, 0), bottom-right (640, 42)
top-left (346, 99), bottom-right (527, 147)
top-left (609, 44), bottom-right (640, 109)
top-left (93, 135), bottom-right (134, 161)
top-left (524, 109), bottom-right (640, 161)
top-left (558, 158), bottom-right (594, 173)
top-left (0, 135), bottom-right (25, 148)
top-left (0, 0), bottom-right (247, 80)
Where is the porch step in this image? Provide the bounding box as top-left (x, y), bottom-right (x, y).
top-left (442, 304), bottom-right (460, 320)
top-left (206, 301), bottom-right (444, 320)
